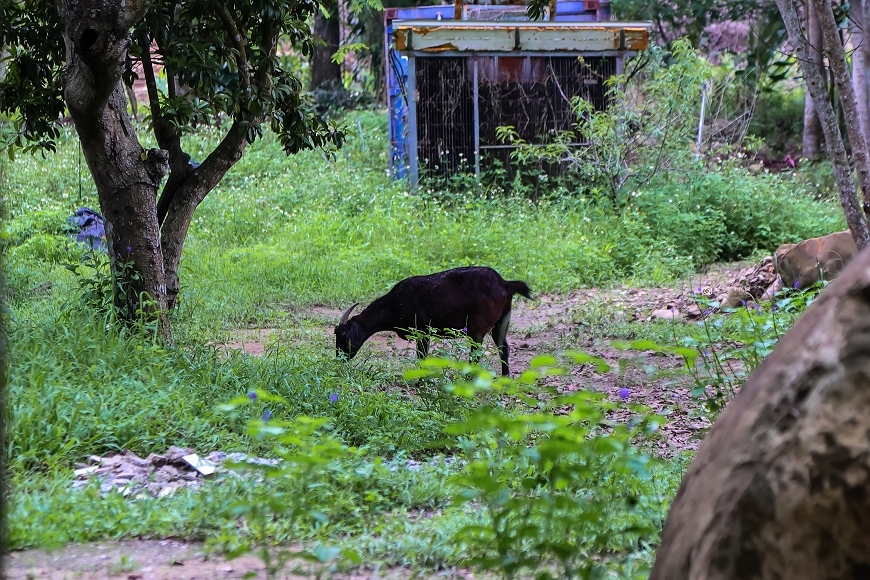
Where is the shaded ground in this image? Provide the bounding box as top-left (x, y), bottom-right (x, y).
top-left (5, 541), bottom-right (477, 579)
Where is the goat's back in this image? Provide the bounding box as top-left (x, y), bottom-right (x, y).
top-left (381, 266), bottom-right (525, 333)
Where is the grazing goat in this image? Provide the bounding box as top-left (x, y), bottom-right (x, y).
top-left (334, 266), bottom-right (533, 376)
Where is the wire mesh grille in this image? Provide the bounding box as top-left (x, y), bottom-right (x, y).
top-left (415, 57), bottom-right (475, 177)
top-left (414, 55), bottom-right (617, 178)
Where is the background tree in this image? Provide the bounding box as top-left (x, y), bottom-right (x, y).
top-left (849, 0), bottom-right (870, 143)
top-left (0, 0), bottom-right (346, 339)
top-left (310, 0), bottom-right (343, 91)
top-left (803, 0), bottom-right (825, 158)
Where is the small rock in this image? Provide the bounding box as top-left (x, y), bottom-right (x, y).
top-left (761, 278), bottom-right (783, 301)
top-left (145, 453), bottom-right (168, 467)
top-left (651, 309), bottom-right (684, 321)
top-left (720, 288), bottom-right (752, 309)
top-left (205, 451), bottom-right (227, 463)
top-left (684, 304), bottom-right (703, 319)
top-left (158, 485), bottom-right (178, 498)
top-left (74, 466), bottom-right (100, 477)
top-left (165, 446), bottom-right (196, 463)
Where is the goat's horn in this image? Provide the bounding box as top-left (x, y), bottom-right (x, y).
top-left (340, 302), bottom-right (359, 325)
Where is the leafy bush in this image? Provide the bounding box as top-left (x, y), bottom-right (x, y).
top-left (633, 163), bottom-right (844, 265)
top-left (747, 87), bottom-right (804, 156)
top-left (499, 40), bottom-right (710, 209)
top-left (681, 284), bottom-right (824, 418)
top-left (210, 353), bottom-right (678, 579)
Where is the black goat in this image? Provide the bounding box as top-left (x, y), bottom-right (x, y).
top-left (334, 266), bottom-right (533, 376)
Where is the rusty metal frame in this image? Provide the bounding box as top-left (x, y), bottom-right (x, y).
top-left (407, 55), bottom-right (419, 188)
top-left (401, 50), bottom-right (632, 58)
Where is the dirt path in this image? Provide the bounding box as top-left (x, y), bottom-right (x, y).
top-left (5, 540), bottom-right (476, 580)
top-left (213, 262), bottom-right (748, 455)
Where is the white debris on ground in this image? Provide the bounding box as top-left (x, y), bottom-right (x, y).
top-left (70, 446), bottom-right (280, 499)
top-left (71, 446), bottom-right (462, 499)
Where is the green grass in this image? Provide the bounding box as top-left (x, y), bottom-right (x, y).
top-left (0, 108), bottom-right (843, 576)
top-left (3, 111), bottom-right (842, 335)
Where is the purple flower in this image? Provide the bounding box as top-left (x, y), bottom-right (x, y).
top-left (126, 246), bottom-right (132, 252)
top-left (248, 391), bottom-right (257, 400)
top-left (753, 304), bottom-right (762, 312)
top-left (696, 287), bottom-right (702, 294)
top-left (618, 387), bottom-right (631, 400)
top-left (793, 280), bottom-right (800, 289)
top-left (703, 308), bottom-right (712, 316)
top-left (329, 393), bottom-right (339, 403)
top-left (461, 326), bottom-right (468, 333)
top-left (262, 409), bottom-right (272, 421)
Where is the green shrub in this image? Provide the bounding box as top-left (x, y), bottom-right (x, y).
top-left (747, 87), bottom-right (804, 156)
top-left (634, 163), bottom-right (844, 265)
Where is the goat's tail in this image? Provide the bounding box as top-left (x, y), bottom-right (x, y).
top-left (506, 280), bottom-right (534, 300)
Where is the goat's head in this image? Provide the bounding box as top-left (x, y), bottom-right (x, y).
top-left (334, 302), bottom-right (362, 359)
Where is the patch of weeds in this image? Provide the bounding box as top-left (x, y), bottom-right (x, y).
top-left (680, 284), bottom-right (823, 418)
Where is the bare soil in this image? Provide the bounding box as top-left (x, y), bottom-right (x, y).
top-left (4, 540), bottom-right (476, 579)
top-left (210, 262), bottom-right (747, 454)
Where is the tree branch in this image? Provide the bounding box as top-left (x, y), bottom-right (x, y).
top-left (812, 0), bottom-right (870, 217)
top-left (139, 36), bottom-right (179, 155)
top-left (216, 3), bottom-right (252, 98)
top-left (166, 0), bottom-right (178, 100)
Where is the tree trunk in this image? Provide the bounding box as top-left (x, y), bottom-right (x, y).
top-left (310, 0), bottom-right (342, 90)
top-left (55, 0), bottom-right (172, 339)
top-left (650, 244), bottom-right (870, 580)
top-left (159, 118), bottom-right (259, 309)
top-left (851, 0), bottom-right (870, 143)
top-left (803, 0), bottom-right (825, 159)
top-left (777, 0), bottom-right (870, 248)
top-left (813, 0), bottom-right (870, 224)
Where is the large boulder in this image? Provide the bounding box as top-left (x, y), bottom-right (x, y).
top-left (774, 230), bottom-right (857, 291)
top-left (651, 245), bottom-right (870, 580)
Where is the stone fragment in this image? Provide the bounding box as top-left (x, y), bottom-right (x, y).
top-left (651, 308), bottom-right (684, 321)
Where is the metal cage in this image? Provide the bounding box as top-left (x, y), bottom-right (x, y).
top-left (384, 3), bottom-right (651, 186)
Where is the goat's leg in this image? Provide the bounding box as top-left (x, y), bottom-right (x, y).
top-left (467, 331), bottom-right (486, 367)
top-left (491, 310), bottom-right (512, 376)
top-left (416, 336), bottom-right (430, 359)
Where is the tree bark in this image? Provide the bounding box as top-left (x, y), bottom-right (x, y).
top-left (851, 0), bottom-right (870, 143)
top-left (651, 244), bottom-right (870, 580)
top-left (813, 0), bottom-right (870, 224)
top-left (55, 0), bottom-right (172, 338)
top-left (803, 0), bottom-right (825, 159)
top-left (310, 0), bottom-right (342, 90)
top-left (778, 0), bottom-right (870, 248)
top-left (159, 117), bottom-right (260, 309)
